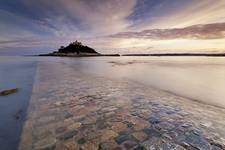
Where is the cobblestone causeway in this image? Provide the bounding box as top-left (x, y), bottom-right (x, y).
top-left (19, 61), bottom-right (225, 150)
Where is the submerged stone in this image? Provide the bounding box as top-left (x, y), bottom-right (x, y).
top-left (96, 118), bottom-right (107, 129)
top-left (148, 116), bottom-right (161, 124)
top-left (58, 129), bottom-right (77, 140)
top-left (115, 133), bottom-right (133, 145)
top-left (123, 140), bottom-right (137, 149)
top-left (68, 122), bottom-right (82, 130)
top-left (111, 122), bottom-right (127, 132)
top-left (100, 130), bottom-right (118, 142)
top-left (55, 126), bottom-right (67, 134)
top-left (0, 88), bottom-right (18, 96)
top-left (211, 145), bottom-right (223, 150)
top-left (134, 146), bottom-right (145, 150)
top-left (63, 140), bottom-right (79, 150)
top-left (184, 132), bottom-right (211, 150)
top-left (99, 141), bottom-right (121, 150)
top-left (143, 128), bottom-right (161, 137)
top-left (132, 132), bottom-right (148, 142)
top-left (34, 137), bottom-right (56, 150)
top-left (77, 138), bottom-right (86, 144)
top-left (63, 111), bottom-right (73, 119)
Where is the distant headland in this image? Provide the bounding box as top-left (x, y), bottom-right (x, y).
top-left (39, 41), bottom-right (120, 57)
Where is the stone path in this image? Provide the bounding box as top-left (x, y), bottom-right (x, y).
top-left (19, 61), bottom-right (225, 150)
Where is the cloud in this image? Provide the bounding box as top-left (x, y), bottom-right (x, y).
top-left (0, 0), bottom-right (137, 51)
top-left (1, 0), bottom-right (225, 53)
top-left (0, 0), bottom-right (137, 36)
top-left (110, 22), bottom-right (225, 40)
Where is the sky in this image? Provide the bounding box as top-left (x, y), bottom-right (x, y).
top-left (0, 0), bottom-right (225, 55)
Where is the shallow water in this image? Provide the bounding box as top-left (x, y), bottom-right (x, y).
top-left (19, 58), bottom-right (225, 149)
top-left (57, 56), bottom-right (225, 108)
top-left (1, 56), bottom-right (225, 108)
top-left (0, 56), bottom-right (37, 150)
top-left (1, 56), bottom-right (225, 149)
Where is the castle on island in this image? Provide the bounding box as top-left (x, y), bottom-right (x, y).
top-left (56, 40), bottom-right (98, 54)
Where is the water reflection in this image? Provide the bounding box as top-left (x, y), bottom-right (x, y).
top-left (60, 56), bottom-right (225, 108)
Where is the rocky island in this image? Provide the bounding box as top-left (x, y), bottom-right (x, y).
top-left (40, 41), bottom-right (120, 57)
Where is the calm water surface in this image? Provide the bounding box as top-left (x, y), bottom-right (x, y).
top-left (0, 56), bottom-right (37, 150)
top-left (1, 56), bottom-right (225, 149)
top-left (61, 56), bottom-right (225, 108)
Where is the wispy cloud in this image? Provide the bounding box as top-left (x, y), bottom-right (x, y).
top-left (1, 0), bottom-right (225, 53)
top-left (110, 22), bottom-right (225, 40)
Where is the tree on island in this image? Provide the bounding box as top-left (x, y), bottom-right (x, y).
top-left (58, 40), bottom-right (98, 54)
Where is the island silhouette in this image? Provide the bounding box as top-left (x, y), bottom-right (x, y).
top-left (58, 41), bottom-right (98, 54)
top-left (39, 40), bottom-right (119, 57)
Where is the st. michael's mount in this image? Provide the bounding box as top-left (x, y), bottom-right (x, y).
top-left (39, 41), bottom-right (120, 57)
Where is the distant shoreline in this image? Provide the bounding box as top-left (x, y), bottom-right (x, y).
top-left (122, 53), bottom-right (225, 57)
top-left (37, 53), bottom-right (225, 57)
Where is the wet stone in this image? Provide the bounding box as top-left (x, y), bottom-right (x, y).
top-left (192, 129), bottom-right (202, 136)
top-left (96, 118), bottom-right (107, 129)
top-left (155, 121), bottom-right (175, 131)
top-left (55, 126), bottom-right (67, 134)
top-left (58, 129), bottom-right (77, 140)
top-left (134, 146), bottom-right (145, 150)
top-left (185, 132), bottom-right (211, 150)
top-left (160, 141), bottom-right (186, 150)
top-left (68, 122), bottom-right (82, 130)
top-left (63, 140), bottom-right (79, 150)
top-left (101, 107), bottom-right (117, 113)
top-left (112, 147), bottom-right (123, 150)
top-left (79, 141), bottom-right (98, 150)
top-left (162, 133), bottom-right (173, 141)
top-left (115, 133), bottom-right (133, 144)
top-left (165, 110), bottom-right (177, 115)
top-left (101, 130), bottom-right (118, 142)
top-left (141, 137), bottom-right (159, 150)
top-left (211, 145), bottom-right (223, 150)
top-left (111, 122), bottom-right (127, 132)
top-left (126, 122), bottom-right (134, 128)
top-left (175, 134), bottom-right (188, 147)
top-left (77, 138), bottom-right (86, 144)
top-left (99, 141), bottom-right (120, 150)
top-left (123, 140), bottom-right (137, 149)
top-left (181, 123), bottom-right (192, 129)
top-left (143, 128), bottom-right (161, 137)
top-left (82, 116), bottom-right (96, 125)
top-left (132, 132), bottom-right (148, 142)
top-left (36, 116), bottom-right (56, 126)
top-left (148, 116), bottom-right (161, 124)
top-left (105, 112), bottom-right (115, 118)
top-left (34, 137), bottom-right (56, 150)
top-left (63, 111), bottom-right (73, 119)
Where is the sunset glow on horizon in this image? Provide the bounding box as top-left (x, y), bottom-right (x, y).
top-left (0, 0), bottom-right (225, 54)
